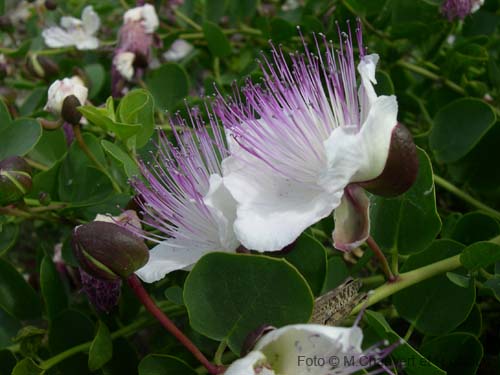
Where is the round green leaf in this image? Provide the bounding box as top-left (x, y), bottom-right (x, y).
top-left (184, 253), bottom-right (314, 353)
top-left (138, 354), bottom-right (197, 375)
top-left (0, 118), bottom-right (42, 160)
top-left (203, 21), bottom-right (232, 57)
top-left (430, 98), bottom-right (496, 163)
top-left (460, 241), bottom-right (500, 271)
top-left (146, 64), bottom-right (189, 111)
top-left (0, 259), bottom-right (41, 320)
top-left (370, 147), bottom-right (441, 254)
top-left (117, 89), bottom-right (155, 148)
top-left (420, 333), bottom-right (483, 375)
top-left (0, 308), bottom-right (21, 350)
top-left (28, 129), bottom-right (67, 169)
top-left (393, 240), bottom-right (476, 335)
top-left (448, 211), bottom-right (500, 245)
top-left (84, 63), bottom-right (106, 99)
top-left (322, 256), bottom-right (350, 294)
top-left (101, 140), bottom-right (140, 178)
top-left (88, 322), bottom-right (113, 371)
top-left (456, 304), bottom-right (482, 336)
top-left (365, 310), bottom-right (445, 375)
top-left (283, 233), bottom-right (327, 296)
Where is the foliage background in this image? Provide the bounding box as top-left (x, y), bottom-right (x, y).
top-left (1, 0), bottom-right (500, 374)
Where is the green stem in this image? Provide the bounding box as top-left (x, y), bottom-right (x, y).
top-left (396, 60), bottom-right (466, 95)
top-left (24, 158), bottom-right (49, 171)
top-left (213, 341), bottom-right (227, 366)
top-left (174, 9), bottom-right (202, 31)
top-left (352, 254), bottom-right (462, 314)
top-left (433, 174), bottom-right (500, 220)
top-left (39, 306), bottom-right (183, 370)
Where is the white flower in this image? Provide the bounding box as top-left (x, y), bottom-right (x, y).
top-left (44, 76), bottom-right (88, 115)
top-left (123, 4), bottom-right (159, 34)
top-left (113, 51), bottom-right (136, 81)
top-left (163, 39), bottom-right (194, 62)
top-left (132, 110), bottom-right (239, 283)
top-left (216, 25), bottom-right (400, 252)
top-left (42, 6), bottom-right (100, 50)
top-left (225, 324), bottom-right (398, 375)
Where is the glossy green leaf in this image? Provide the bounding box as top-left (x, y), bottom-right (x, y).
top-left (430, 98), bottom-right (496, 163)
top-left (58, 134), bottom-right (113, 206)
top-left (101, 140), bottom-right (140, 178)
top-left (88, 321), bottom-right (113, 371)
top-left (0, 308), bottom-right (20, 350)
top-left (40, 256), bottom-right (68, 320)
top-left (283, 233), bottom-right (327, 296)
top-left (184, 253), bottom-right (314, 353)
top-left (0, 259), bottom-right (41, 320)
top-left (138, 354), bottom-right (197, 375)
top-left (370, 147), bottom-right (441, 254)
top-left (448, 211), bottom-right (500, 245)
top-left (84, 63), bottom-right (105, 99)
top-left (28, 129), bottom-right (67, 169)
top-left (365, 310), bottom-right (445, 375)
top-left (0, 118), bottom-right (42, 159)
top-left (11, 359), bottom-right (44, 375)
top-left (117, 89), bottom-right (155, 148)
top-left (322, 256), bottom-right (350, 294)
top-left (460, 241), bottom-right (500, 271)
top-left (420, 333), bottom-right (483, 375)
top-left (393, 240), bottom-right (475, 335)
top-left (79, 105), bottom-right (142, 141)
top-left (203, 21), bottom-right (232, 57)
top-left (146, 64), bottom-right (189, 111)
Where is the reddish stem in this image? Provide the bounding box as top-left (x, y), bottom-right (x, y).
top-left (366, 236), bottom-right (397, 283)
top-left (127, 275), bottom-right (225, 374)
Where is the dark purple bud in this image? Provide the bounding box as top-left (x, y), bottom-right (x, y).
top-left (240, 324), bottom-right (275, 356)
top-left (359, 123), bottom-right (418, 197)
top-left (72, 221), bottom-right (149, 280)
top-left (80, 269), bottom-right (121, 313)
top-left (61, 95), bottom-right (83, 125)
top-left (0, 157), bottom-right (32, 206)
top-left (44, 0), bottom-right (57, 10)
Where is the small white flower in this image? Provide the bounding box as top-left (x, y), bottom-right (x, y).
top-left (225, 324), bottom-right (398, 375)
top-left (163, 39), bottom-right (194, 62)
top-left (113, 51), bottom-right (136, 81)
top-left (44, 76), bottom-right (88, 115)
top-left (42, 6), bottom-right (100, 50)
top-left (123, 4), bottom-right (159, 34)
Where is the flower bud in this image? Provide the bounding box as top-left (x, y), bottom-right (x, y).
top-left (0, 157), bottom-right (32, 206)
top-left (44, 0), bottom-right (57, 10)
top-left (72, 221), bottom-right (149, 280)
top-left (61, 95), bottom-right (83, 125)
top-left (360, 123), bottom-right (418, 197)
top-left (44, 76), bottom-right (88, 116)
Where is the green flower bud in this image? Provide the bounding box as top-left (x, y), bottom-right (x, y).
top-left (360, 123), bottom-right (418, 197)
top-left (72, 221), bottom-right (149, 280)
top-left (0, 157), bottom-right (32, 206)
top-left (61, 95), bottom-right (83, 125)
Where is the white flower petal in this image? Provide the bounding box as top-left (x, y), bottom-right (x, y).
top-left (163, 39), bottom-right (194, 62)
top-left (223, 153), bottom-right (335, 252)
top-left (135, 241), bottom-right (206, 283)
top-left (74, 35), bottom-right (99, 50)
top-left (333, 185), bottom-right (370, 252)
top-left (351, 95), bottom-right (399, 182)
top-left (44, 76), bottom-right (88, 114)
top-left (81, 5), bottom-right (100, 35)
top-left (203, 174), bottom-right (239, 251)
top-left (113, 51), bottom-right (135, 80)
top-left (42, 27), bottom-right (76, 48)
top-left (254, 324), bottom-right (363, 375)
top-left (224, 351), bottom-right (275, 375)
top-left (357, 53), bottom-right (379, 124)
top-left (124, 4), bottom-right (159, 34)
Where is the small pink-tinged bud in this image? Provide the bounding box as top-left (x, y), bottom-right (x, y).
top-left (72, 221), bottom-right (149, 280)
top-left (0, 157), bottom-right (32, 206)
top-left (360, 123), bottom-right (418, 197)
